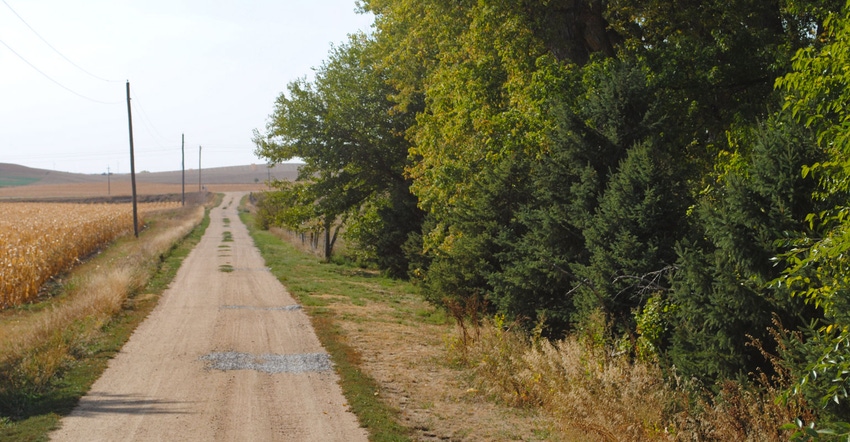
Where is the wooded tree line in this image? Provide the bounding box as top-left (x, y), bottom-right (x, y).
top-left (254, 0), bottom-right (850, 430)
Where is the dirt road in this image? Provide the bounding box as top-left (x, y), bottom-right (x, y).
top-left (50, 193), bottom-right (367, 441)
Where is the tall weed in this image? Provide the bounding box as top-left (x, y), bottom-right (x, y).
top-left (450, 312), bottom-right (808, 441)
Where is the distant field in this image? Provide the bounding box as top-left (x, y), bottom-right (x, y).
top-left (0, 163), bottom-right (299, 200)
top-left (0, 177), bottom-right (40, 188)
top-left (0, 182), bottom-right (269, 200)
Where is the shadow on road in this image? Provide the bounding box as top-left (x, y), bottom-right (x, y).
top-left (71, 392), bottom-right (192, 417)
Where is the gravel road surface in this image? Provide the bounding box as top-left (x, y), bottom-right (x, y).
top-left (50, 193), bottom-right (367, 441)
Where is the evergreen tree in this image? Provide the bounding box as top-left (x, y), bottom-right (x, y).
top-left (668, 115), bottom-right (823, 382)
top-left (577, 140), bottom-right (686, 332)
top-left (490, 58), bottom-right (684, 333)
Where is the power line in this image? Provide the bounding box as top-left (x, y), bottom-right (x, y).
top-left (130, 92), bottom-right (169, 147)
top-left (0, 37), bottom-right (120, 105)
top-left (1, 0), bottom-right (118, 83)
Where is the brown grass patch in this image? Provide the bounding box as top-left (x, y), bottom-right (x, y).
top-left (450, 314), bottom-right (809, 441)
top-left (456, 319), bottom-right (670, 441)
top-left (328, 300), bottom-right (570, 441)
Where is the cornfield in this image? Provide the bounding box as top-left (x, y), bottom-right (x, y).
top-left (0, 202), bottom-right (179, 308)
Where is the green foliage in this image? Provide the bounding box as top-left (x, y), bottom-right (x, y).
top-left (489, 57), bottom-right (685, 333)
top-left (609, 0), bottom-right (828, 139)
top-left (367, 1), bottom-right (578, 319)
top-left (258, 0), bottom-right (850, 427)
top-left (256, 182), bottom-right (323, 231)
top-left (254, 33), bottom-right (422, 267)
top-left (634, 292), bottom-right (673, 361)
top-left (343, 186), bottom-right (424, 277)
top-left (362, 0), bottom-right (837, 338)
top-left (669, 113), bottom-right (824, 382)
top-left (772, 2), bottom-right (850, 431)
top-left (578, 140), bottom-right (685, 330)
top-left (488, 148), bottom-right (591, 332)
top-left (778, 5), bottom-right (850, 163)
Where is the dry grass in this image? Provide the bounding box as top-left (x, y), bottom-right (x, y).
top-left (450, 314), bottom-right (808, 441)
top-left (454, 317), bottom-right (669, 441)
top-left (673, 378), bottom-right (811, 441)
top-left (0, 205), bottom-right (204, 397)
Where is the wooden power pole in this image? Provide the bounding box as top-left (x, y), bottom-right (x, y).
top-left (198, 145), bottom-right (202, 192)
top-left (181, 133), bottom-right (185, 206)
top-left (126, 81), bottom-right (139, 238)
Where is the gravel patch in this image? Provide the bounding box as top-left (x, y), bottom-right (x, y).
top-left (200, 352), bottom-right (332, 373)
top-left (220, 305), bottom-right (302, 311)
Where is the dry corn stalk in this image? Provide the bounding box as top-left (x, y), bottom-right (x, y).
top-left (0, 201), bottom-right (180, 308)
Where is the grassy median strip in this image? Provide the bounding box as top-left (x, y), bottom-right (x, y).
top-left (241, 209), bottom-right (412, 442)
top-left (0, 202), bottom-right (214, 442)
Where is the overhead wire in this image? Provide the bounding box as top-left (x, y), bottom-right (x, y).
top-left (130, 93), bottom-right (170, 149)
top-left (0, 37), bottom-right (120, 105)
top-left (1, 0), bottom-right (119, 83)
top-left (0, 0), bottom-right (120, 104)
top-left (130, 90), bottom-right (252, 156)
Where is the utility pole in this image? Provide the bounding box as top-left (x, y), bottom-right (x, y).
top-left (198, 145), bottom-right (202, 192)
top-left (126, 80), bottom-right (139, 238)
top-left (181, 133), bottom-right (185, 206)
top-left (107, 165), bottom-right (110, 195)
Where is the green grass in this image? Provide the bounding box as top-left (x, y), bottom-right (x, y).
top-left (0, 205), bottom-right (212, 442)
top-left (241, 209), bottom-right (416, 442)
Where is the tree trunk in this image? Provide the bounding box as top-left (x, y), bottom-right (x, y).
top-left (323, 217), bottom-right (333, 262)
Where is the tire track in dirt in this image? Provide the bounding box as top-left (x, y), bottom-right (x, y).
top-left (50, 193), bottom-right (367, 442)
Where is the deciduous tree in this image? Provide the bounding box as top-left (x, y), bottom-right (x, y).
top-left (254, 33), bottom-right (421, 265)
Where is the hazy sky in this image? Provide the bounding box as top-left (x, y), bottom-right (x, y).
top-left (0, 0), bottom-right (374, 174)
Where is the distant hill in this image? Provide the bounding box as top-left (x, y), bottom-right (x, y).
top-left (0, 163), bottom-right (301, 188)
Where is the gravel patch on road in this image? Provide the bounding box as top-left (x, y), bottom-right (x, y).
top-left (200, 351), bottom-right (332, 373)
